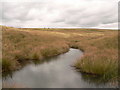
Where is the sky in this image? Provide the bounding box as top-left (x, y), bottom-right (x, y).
top-left (0, 0), bottom-right (119, 29)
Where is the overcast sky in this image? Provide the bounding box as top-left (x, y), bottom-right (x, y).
top-left (0, 0), bottom-right (119, 29)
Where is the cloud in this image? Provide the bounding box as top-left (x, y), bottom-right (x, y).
top-left (0, 0), bottom-right (118, 29)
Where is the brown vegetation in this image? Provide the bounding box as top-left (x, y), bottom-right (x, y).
top-left (2, 26), bottom-right (69, 72)
top-left (2, 26), bottom-right (118, 82)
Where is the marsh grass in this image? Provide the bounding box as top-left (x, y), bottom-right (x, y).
top-left (2, 26), bottom-right (69, 72)
top-left (74, 32), bottom-right (118, 81)
top-left (2, 26), bottom-right (118, 83)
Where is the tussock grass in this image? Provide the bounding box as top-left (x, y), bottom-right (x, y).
top-left (2, 25), bottom-right (118, 83)
top-left (74, 32), bottom-right (118, 81)
top-left (2, 26), bottom-right (69, 72)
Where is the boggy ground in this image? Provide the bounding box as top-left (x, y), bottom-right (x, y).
top-left (1, 26), bottom-right (118, 83)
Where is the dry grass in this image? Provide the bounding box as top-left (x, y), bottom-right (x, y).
top-left (2, 26), bottom-right (69, 72)
top-left (2, 26), bottom-right (118, 83)
top-left (73, 31), bottom-right (118, 81)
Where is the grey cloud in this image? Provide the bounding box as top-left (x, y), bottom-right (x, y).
top-left (2, 2), bottom-right (45, 21)
top-left (1, 0), bottom-right (118, 29)
top-left (53, 19), bottom-right (65, 23)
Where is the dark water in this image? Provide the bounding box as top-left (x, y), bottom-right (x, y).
top-left (2, 48), bottom-right (114, 88)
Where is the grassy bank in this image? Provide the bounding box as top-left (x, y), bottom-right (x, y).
top-left (2, 26), bottom-right (69, 72)
top-left (62, 28), bottom-right (118, 81)
top-left (74, 32), bottom-right (118, 81)
top-left (2, 26), bottom-right (118, 82)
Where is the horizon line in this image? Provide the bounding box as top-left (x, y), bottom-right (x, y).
top-left (1, 25), bottom-right (118, 30)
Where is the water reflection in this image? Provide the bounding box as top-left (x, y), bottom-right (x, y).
top-left (2, 54), bottom-right (60, 78)
top-left (81, 73), bottom-right (107, 84)
top-left (2, 48), bottom-right (114, 88)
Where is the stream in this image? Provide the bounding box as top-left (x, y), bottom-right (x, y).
top-left (2, 48), bottom-right (114, 88)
